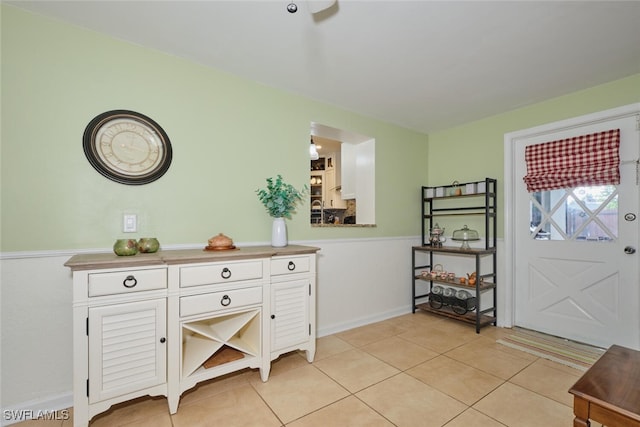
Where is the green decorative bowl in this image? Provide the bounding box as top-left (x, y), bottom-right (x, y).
top-left (138, 237), bottom-right (160, 254)
top-left (113, 239), bottom-right (138, 256)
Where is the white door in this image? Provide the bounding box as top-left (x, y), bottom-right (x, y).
top-left (514, 114), bottom-right (639, 349)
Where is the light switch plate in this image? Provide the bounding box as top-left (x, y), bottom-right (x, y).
top-left (123, 214), bottom-right (137, 233)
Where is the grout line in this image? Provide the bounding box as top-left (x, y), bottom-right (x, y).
top-left (54, 316), bottom-right (576, 427)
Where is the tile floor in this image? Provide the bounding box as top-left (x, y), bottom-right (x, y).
top-left (15, 312), bottom-right (601, 427)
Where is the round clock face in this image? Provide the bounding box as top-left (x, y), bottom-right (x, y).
top-left (83, 110), bottom-right (172, 185)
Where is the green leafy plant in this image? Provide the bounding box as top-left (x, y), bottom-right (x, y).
top-left (256, 175), bottom-right (308, 219)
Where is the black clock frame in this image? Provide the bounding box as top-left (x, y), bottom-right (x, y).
top-left (83, 110), bottom-right (173, 185)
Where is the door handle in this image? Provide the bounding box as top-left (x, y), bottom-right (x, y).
top-left (624, 246), bottom-right (636, 254)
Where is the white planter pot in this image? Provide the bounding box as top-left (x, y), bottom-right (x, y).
top-left (271, 217), bottom-right (288, 247)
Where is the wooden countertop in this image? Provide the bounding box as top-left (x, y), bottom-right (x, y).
top-left (64, 245), bottom-right (320, 271)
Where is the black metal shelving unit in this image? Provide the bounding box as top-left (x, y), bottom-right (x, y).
top-left (412, 178), bottom-right (497, 333)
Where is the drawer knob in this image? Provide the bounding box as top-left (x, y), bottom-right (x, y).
top-left (221, 295), bottom-right (231, 306)
top-left (160, 337), bottom-right (166, 344)
top-left (271, 314), bottom-right (275, 319)
top-left (288, 261), bottom-right (296, 271)
top-left (122, 275), bottom-right (138, 288)
top-left (221, 267), bottom-right (232, 279)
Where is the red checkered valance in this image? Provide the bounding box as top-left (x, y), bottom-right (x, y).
top-left (523, 129), bottom-right (620, 192)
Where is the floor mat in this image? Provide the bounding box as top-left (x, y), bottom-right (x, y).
top-left (497, 327), bottom-right (605, 371)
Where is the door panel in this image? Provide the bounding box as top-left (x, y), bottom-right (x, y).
top-left (271, 279), bottom-right (309, 353)
top-left (89, 299), bottom-right (166, 403)
top-left (514, 115), bottom-right (639, 349)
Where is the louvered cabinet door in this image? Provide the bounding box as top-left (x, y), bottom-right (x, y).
top-left (88, 299), bottom-right (167, 403)
top-left (270, 278), bottom-right (310, 356)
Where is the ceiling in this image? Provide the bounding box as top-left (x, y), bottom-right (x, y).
top-left (312, 135), bottom-right (341, 156)
top-left (8, 1), bottom-right (640, 134)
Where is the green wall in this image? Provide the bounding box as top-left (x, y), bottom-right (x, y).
top-left (427, 73), bottom-right (640, 236)
top-left (2, 5), bottom-right (639, 251)
top-left (1, 6), bottom-right (429, 252)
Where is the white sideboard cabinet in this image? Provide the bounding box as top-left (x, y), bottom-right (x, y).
top-left (66, 245), bottom-right (318, 427)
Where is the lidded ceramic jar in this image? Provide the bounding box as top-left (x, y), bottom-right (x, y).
top-left (138, 237), bottom-right (160, 253)
top-left (206, 233), bottom-right (234, 250)
top-left (113, 239), bottom-right (138, 256)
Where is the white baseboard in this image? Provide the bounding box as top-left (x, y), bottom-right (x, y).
top-left (317, 305), bottom-right (413, 337)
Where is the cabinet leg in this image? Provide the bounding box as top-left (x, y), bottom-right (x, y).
top-left (168, 396), bottom-right (179, 414)
top-left (73, 412), bottom-right (88, 427)
top-left (72, 397), bottom-right (88, 427)
top-left (260, 364), bottom-right (271, 382)
top-left (305, 348), bottom-right (315, 363)
top-left (260, 356), bottom-right (271, 383)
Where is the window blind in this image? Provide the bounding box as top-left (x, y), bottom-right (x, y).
top-left (523, 129), bottom-right (620, 192)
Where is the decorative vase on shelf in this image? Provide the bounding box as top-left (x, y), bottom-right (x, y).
top-left (272, 217), bottom-right (288, 247)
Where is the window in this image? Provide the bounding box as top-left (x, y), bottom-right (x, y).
top-left (529, 185), bottom-right (618, 241)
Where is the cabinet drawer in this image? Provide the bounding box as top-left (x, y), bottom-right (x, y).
top-left (271, 256), bottom-right (310, 276)
top-left (88, 268), bottom-right (167, 297)
top-left (180, 286), bottom-right (262, 317)
top-left (180, 260), bottom-right (263, 288)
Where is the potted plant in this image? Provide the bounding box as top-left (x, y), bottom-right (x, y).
top-left (256, 175), bottom-right (308, 247)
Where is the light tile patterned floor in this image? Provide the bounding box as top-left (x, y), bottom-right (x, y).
top-left (15, 312), bottom-right (599, 426)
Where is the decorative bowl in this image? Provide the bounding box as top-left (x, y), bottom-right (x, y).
top-left (138, 237), bottom-right (160, 253)
top-left (113, 239), bottom-right (138, 256)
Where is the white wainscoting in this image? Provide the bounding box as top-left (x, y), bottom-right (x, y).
top-left (0, 236), bottom-right (421, 423)
top-left (1, 254), bottom-right (76, 426)
top-left (0, 236), bottom-right (506, 423)
top-left (310, 236), bottom-right (422, 336)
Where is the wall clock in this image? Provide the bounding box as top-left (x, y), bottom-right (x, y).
top-left (83, 110), bottom-right (172, 185)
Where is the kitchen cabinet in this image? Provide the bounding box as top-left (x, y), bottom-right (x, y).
top-left (66, 245), bottom-right (318, 426)
top-left (325, 152), bottom-right (347, 209)
top-left (340, 143), bottom-right (356, 200)
top-left (310, 171), bottom-right (325, 223)
top-left (326, 152), bottom-right (341, 189)
top-left (411, 178), bottom-right (497, 332)
top-left (324, 168), bottom-right (346, 209)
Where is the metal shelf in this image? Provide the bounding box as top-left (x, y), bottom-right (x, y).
top-left (415, 303), bottom-right (497, 328)
top-left (412, 178), bottom-right (497, 333)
